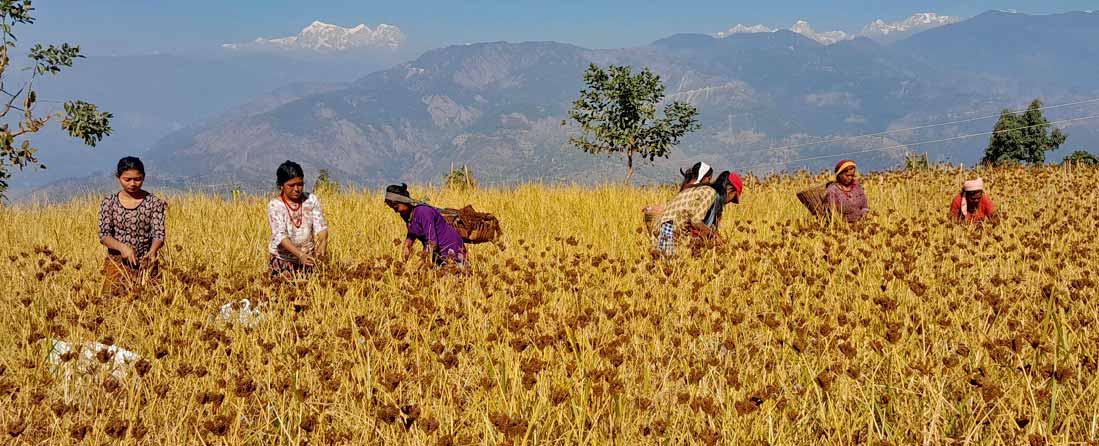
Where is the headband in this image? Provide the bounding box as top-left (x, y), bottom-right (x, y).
top-left (963, 178), bottom-right (984, 192)
top-left (696, 162), bottom-right (712, 184)
top-left (835, 160), bottom-right (856, 174)
top-left (384, 192), bottom-right (417, 205)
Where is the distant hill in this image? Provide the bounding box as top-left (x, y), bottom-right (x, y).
top-left (144, 11), bottom-right (1099, 188)
top-left (8, 51), bottom-right (401, 190)
top-left (895, 10), bottom-right (1099, 90)
top-left (16, 10), bottom-right (1099, 200)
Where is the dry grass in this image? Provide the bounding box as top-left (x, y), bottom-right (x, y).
top-left (1, 165), bottom-right (1098, 445)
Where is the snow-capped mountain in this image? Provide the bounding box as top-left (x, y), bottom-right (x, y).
top-left (223, 21), bottom-right (405, 52)
top-left (859, 13), bottom-right (962, 43)
top-left (713, 20), bottom-right (848, 44)
top-left (714, 24), bottom-right (775, 38)
top-left (714, 13), bottom-right (964, 45)
top-left (789, 20), bottom-right (849, 44)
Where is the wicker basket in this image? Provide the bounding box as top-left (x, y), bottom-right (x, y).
top-left (796, 184), bottom-right (829, 216)
top-left (641, 204), bottom-right (664, 232)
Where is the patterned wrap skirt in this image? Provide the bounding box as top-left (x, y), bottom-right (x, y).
top-left (269, 255), bottom-right (313, 279)
top-left (654, 221), bottom-right (676, 257)
top-left (101, 255), bottom-right (159, 294)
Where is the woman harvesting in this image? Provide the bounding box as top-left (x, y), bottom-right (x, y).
top-left (950, 178), bottom-right (999, 225)
top-left (642, 161), bottom-right (714, 230)
top-left (98, 156), bottom-right (167, 293)
top-left (652, 170), bottom-right (743, 257)
top-left (825, 159), bottom-right (869, 223)
top-left (267, 161), bottom-right (329, 279)
top-left (384, 183), bottom-right (467, 268)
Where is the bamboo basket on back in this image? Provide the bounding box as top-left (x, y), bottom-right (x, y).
top-left (796, 183), bottom-right (831, 216)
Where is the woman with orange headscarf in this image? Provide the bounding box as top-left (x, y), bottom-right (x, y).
top-left (824, 159), bottom-right (869, 223)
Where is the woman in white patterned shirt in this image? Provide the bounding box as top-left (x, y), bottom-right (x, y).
top-left (267, 160), bottom-right (329, 280)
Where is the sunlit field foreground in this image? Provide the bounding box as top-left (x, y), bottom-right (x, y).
top-left (1, 165), bottom-right (1098, 445)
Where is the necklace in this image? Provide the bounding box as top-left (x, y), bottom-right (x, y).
top-left (282, 195), bottom-right (304, 228)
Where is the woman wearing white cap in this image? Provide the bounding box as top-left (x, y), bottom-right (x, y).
top-left (641, 161), bottom-right (714, 228)
top-left (950, 178), bottom-right (998, 225)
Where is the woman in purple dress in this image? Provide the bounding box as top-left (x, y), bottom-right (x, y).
top-left (384, 184), bottom-right (467, 268)
top-left (825, 159), bottom-right (869, 223)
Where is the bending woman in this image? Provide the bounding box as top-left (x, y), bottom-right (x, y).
top-left (384, 184), bottom-right (467, 268)
top-left (642, 161), bottom-right (714, 226)
top-left (652, 170), bottom-right (742, 257)
top-left (98, 156), bottom-right (167, 293)
top-left (950, 178), bottom-right (999, 225)
top-left (267, 161), bottom-right (329, 279)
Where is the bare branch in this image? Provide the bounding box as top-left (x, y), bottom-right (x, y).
top-left (0, 83), bottom-right (23, 118)
top-left (9, 114), bottom-right (49, 138)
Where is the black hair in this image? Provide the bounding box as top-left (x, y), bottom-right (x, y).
top-left (115, 156), bottom-right (145, 177)
top-left (680, 162), bottom-right (702, 185)
top-left (705, 171), bottom-right (732, 226)
top-left (385, 183), bottom-right (413, 221)
top-left (276, 160), bottom-right (305, 186)
top-left (385, 183), bottom-right (411, 198)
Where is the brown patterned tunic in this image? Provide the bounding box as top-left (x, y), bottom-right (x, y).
top-left (98, 193), bottom-right (167, 260)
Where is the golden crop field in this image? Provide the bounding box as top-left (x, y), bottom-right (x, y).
top-left (1, 165), bottom-right (1097, 445)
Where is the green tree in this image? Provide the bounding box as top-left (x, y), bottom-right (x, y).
top-left (902, 152), bottom-right (929, 171)
top-left (567, 64), bottom-right (699, 183)
top-left (981, 99), bottom-right (1065, 166)
top-left (315, 168), bottom-right (340, 194)
top-left (1063, 150), bottom-right (1099, 166)
top-left (443, 164), bottom-right (477, 190)
top-left (0, 0), bottom-right (112, 197)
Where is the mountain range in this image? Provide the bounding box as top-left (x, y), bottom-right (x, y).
top-left (715, 13), bottom-right (963, 44)
top-left (222, 21), bottom-right (406, 53)
top-left (12, 10), bottom-right (1099, 200)
top-left (141, 10), bottom-right (1099, 190)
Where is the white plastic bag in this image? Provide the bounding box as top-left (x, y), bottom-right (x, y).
top-left (216, 298), bottom-right (264, 327)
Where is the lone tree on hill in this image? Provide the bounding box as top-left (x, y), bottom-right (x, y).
top-left (0, 0), bottom-right (112, 198)
top-left (567, 64), bottom-right (699, 183)
top-left (981, 99), bottom-right (1065, 166)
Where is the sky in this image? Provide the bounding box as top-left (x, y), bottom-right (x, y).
top-left (20, 0), bottom-right (1099, 56)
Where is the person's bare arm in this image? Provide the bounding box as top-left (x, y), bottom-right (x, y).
top-left (100, 236), bottom-right (137, 264)
top-left (278, 238), bottom-right (314, 266)
top-left (142, 240), bottom-right (165, 267)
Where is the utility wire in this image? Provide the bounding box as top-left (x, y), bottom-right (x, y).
top-left (730, 97), bottom-right (1099, 156)
top-left (742, 113), bottom-right (1099, 171)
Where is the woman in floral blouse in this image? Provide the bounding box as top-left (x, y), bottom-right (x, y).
top-left (825, 159), bottom-right (869, 224)
top-left (267, 160), bottom-right (329, 280)
top-left (98, 156), bottom-right (167, 293)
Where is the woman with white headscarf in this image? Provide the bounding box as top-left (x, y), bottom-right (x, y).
top-left (642, 161), bottom-right (714, 228)
top-left (950, 178), bottom-right (999, 225)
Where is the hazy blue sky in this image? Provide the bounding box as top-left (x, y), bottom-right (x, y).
top-left (19, 0), bottom-right (1099, 55)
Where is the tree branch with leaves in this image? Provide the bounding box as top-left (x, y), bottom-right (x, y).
top-left (566, 64), bottom-right (699, 183)
top-left (0, 0), bottom-right (112, 198)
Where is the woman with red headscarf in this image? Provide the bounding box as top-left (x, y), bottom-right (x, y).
top-left (824, 160), bottom-right (869, 223)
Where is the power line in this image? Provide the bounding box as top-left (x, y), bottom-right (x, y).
top-left (742, 113), bottom-right (1099, 171)
top-left (729, 97), bottom-right (1099, 157)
